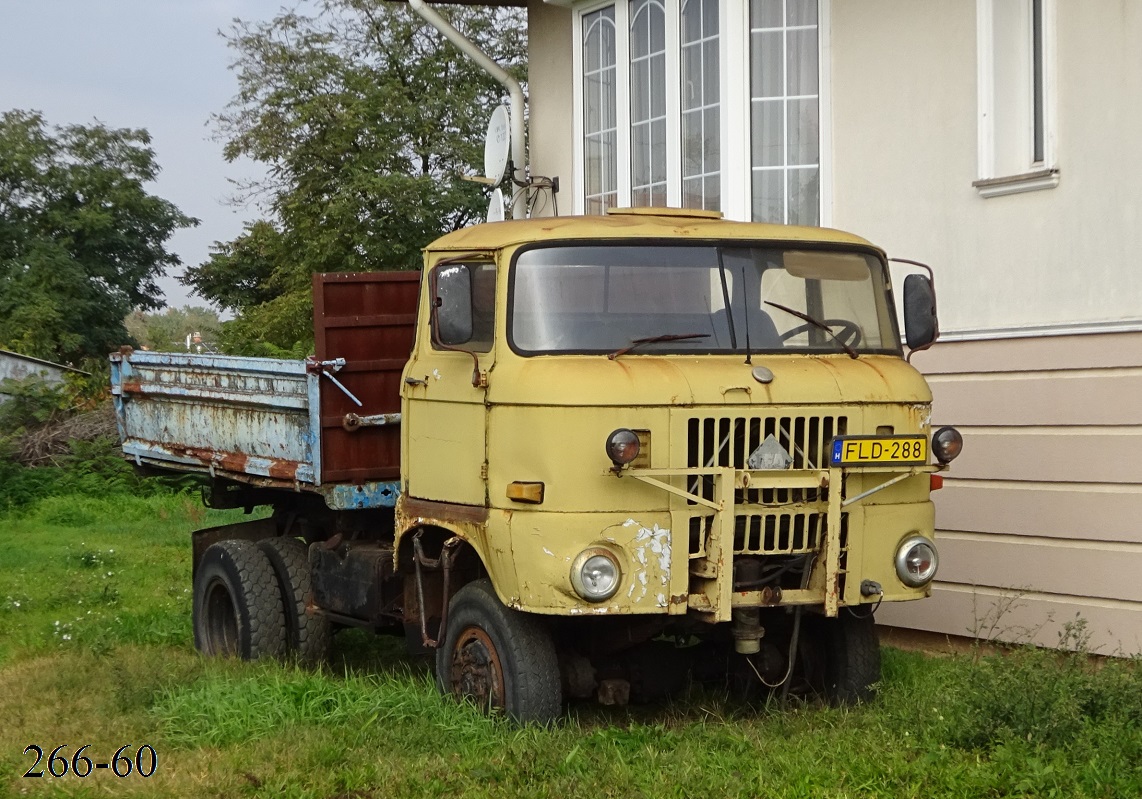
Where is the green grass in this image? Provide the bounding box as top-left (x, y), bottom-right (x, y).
top-left (2, 493), bottom-right (1141, 798)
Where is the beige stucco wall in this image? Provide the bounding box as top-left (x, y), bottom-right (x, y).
top-left (526, 0), bottom-right (574, 216)
top-left (831, 0), bottom-right (1142, 336)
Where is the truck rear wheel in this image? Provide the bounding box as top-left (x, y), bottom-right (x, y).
top-left (258, 537), bottom-right (331, 663)
top-left (436, 579), bottom-right (562, 725)
top-left (193, 539), bottom-right (286, 660)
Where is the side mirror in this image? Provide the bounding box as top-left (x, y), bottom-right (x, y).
top-left (902, 273), bottom-right (938, 351)
top-left (433, 265), bottom-right (473, 346)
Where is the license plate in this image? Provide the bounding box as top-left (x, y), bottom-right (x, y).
top-left (830, 436), bottom-right (927, 466)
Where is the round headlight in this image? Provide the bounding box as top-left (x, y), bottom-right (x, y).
top-left (931, 426), bottom-right (963, 464)
top-left (570, 549), bottom-right (621, 602)
top-left (605, 428), bottom-right (640, 466)
top-left (895, 534), bottom-right (939, 587)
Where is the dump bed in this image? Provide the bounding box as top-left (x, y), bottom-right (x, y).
top-left (110, 271), bottom-right (419, 509)
top-left (111, 350), bottom-right (320, 481)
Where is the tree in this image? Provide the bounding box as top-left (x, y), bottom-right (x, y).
top-left (182, 0), bottom-right (526, 354)
top-left (124, 306), bottom-right (224, 353)
top-left (0, 110), bottom-right (197, 364)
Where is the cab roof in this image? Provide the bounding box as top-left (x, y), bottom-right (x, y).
top-left (426, 208), bottom-right (883, 254)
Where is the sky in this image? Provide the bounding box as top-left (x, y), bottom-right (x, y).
top-left (0, 0), bottom-right (291, 309)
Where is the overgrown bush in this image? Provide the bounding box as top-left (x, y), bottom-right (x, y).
top-left (926, 622), bottom-right (1142, 756)
top-left (0, 436), bottom-right (202, 514)
top-left (0, 370), bottom-right (200, 513)
top-left (0, 374), bottom-right (70, 437)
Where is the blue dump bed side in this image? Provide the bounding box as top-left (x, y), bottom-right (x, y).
top-left (109, 349), bottom-right (399, 510)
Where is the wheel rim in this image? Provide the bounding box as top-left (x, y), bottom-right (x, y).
top-left (449, 626), bottom-right (505, 711)
top-left (203, 578), bottom-right (240, 656)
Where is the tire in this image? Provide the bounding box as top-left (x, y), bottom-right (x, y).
top-left (435, 579), bottom-right (562, 725)
top-left (258, 537), bottom-right (331, 663)
top-left (805, 611), bottom-right (881, 705)
top-left (193, 539), bottom-right (286, 660)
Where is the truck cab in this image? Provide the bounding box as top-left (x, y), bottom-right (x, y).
top-left (398, 208), bottom-right (958, 719)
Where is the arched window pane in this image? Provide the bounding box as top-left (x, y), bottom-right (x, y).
top-left (584, 7), bottom-right (618, 213)
top-left (681, 0), bottom-right (720, 211)
top-left (630, 0), bottom-right (667, 206)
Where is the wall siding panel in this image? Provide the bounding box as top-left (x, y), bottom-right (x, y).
top-left (934, 533), bottom-right (1142, 603)
top-left (949, 429), bottom-right (1142, 485)
top-left (913, 333), bottom-right (1142, 375)
top-left (928, 371), bottom-right (1142, 427)
top-left (934, 482), bottom-right (1142, 544)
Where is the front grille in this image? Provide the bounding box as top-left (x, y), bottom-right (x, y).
top-left (686, 414), bottom-right (847, 504)
top-left (685, 413), bottom-right (848, 560)
top-left (734, 512), bottom-right (822, 555)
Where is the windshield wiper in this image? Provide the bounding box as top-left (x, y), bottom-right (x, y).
top-left (608, 333), bottom-right (711, 360)
top-left (764, 301), bottom-right (859, 359)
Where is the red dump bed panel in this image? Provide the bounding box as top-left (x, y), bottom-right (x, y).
top-left (313, 271), bottom-right (420, 483)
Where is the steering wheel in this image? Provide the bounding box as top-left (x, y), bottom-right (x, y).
top-left (777, 319), bottom-right (863, 348)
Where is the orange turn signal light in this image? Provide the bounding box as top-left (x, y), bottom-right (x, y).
top-left (930, 474), bottom-right (944, 491)
top-left (507, 481), bottom-right (545, 504)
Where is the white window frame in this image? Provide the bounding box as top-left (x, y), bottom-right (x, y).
top-left (745, 0), bottom-right (831, 226)
top-left (572, 0), bottom-right (831, 225)
top-left (629, 0), bottom-right (670, 205)
top-left (975, 0), bottom-right (1059, 198)
top-left (573, 0), bottom-right (629, 215)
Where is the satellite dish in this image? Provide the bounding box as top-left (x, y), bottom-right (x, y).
top-left (484, 105), bottom-right (511, 184)
top-left (487, 188), bottom-right (505, 223)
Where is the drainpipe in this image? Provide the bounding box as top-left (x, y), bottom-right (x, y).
top-left (407, 0), bottom-right (527, 219)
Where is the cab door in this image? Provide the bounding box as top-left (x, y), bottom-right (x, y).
top-left (402, 258), bottom-right (497, 506)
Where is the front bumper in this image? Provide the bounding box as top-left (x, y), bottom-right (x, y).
top-left (620, 464), bottom-right (940, 621)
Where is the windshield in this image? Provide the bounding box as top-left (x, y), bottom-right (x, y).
top-left (509, 244), bottom-right (900, 356)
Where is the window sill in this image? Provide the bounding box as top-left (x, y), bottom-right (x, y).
top-left (972, 168), bottom-right (1060, 198)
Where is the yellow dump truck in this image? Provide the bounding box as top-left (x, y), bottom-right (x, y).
top-left (112, 208), bottom-right (961, 724)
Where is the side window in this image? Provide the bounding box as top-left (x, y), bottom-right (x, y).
top-left (431, 263), bottom-right (496, 353)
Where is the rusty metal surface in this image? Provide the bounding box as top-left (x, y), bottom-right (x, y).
top-left (313, 272), bottom-right (420, 483)
top-left (309, 542), bottom-right (401, 624)
top-left (399, 496), bottom-right (490, 526)
top-left (412, 532), bottom-right (464, 648)
top-left (112, 351), bottom-right (319, 487)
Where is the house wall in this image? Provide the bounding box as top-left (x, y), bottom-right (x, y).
top-left (527, 0), bottom-right (574, 214)
top-left (831, 0), bottom-right (1142, 336)
top-left (877, 332), bottom-right (1142, 655)
top-left (830, 0), bottom-right (1142, 654)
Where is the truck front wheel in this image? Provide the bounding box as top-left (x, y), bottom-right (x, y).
top-left (193, 540), bottom-right (286, 660)
top-left (803, 610), bottom-right (881, 704)
top-left (436, 579), bottom-right (562, 725)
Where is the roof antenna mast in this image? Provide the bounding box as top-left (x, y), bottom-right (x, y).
top-left (407, 0), bottom-right (527, 219)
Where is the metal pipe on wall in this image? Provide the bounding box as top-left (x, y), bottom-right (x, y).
top-left (407, 0), bottom-right (526, 219)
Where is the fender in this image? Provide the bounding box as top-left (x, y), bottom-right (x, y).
top-left (394, 495), bottom-right (520, 602)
